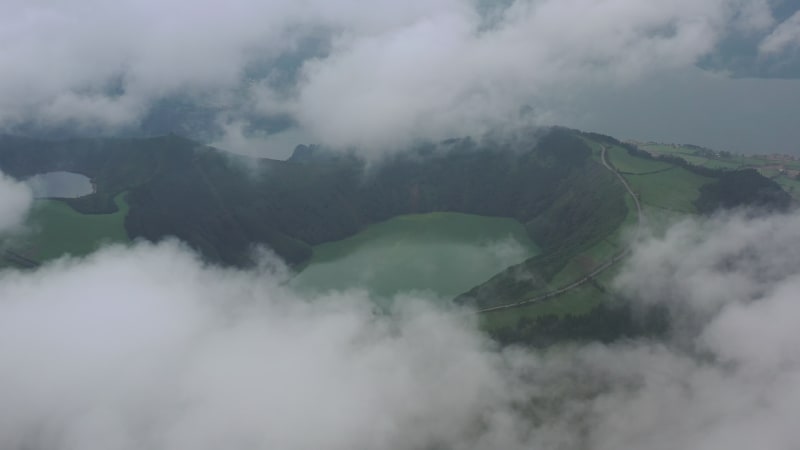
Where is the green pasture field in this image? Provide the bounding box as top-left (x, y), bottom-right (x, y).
top-left (624, 167), bottom-right (712, 213)
top-left (18, 192), bottom-right (130, 262)
top-left (773, 175), bottom-right (800, 200)
top-left (606, 146), bottom-right (674, 173)
top-left (640, 143), bottom-right (800, 171)
top-left (481, 281), bottom-right (605, 330)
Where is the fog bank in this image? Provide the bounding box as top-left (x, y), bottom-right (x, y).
top-left (2, 209), bottom-right (800, 448)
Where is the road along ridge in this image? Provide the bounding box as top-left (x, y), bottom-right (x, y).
top-left (477, 145), bottom-right (641, 314)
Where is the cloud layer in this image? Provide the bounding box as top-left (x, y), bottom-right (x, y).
top-left (0, 171), bottom-right (33, 233)
top-left (760, 9), bottom-right (800, 54)
top-left (583, 210), bottom-right (800, 448)
top-left (0, 241), bottom-right (525, 450)
top-left (2, 209), bottom-right (800, 449)
top-left (2, 0), bottom-right (797, 153)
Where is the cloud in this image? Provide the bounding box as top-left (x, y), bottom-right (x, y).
top-left (732, 0), bottom-right (775, 31)
top-left (590, 209), bottom-right (800, 448)
top-left (759, 10), bottom-right (800, 54)
top-left (615, 210), bottom-right (800, 322)
top-left (0, 240), bottom-right (532, 450)
top-left (0, 171), bottom-right (33, 234)
top-left (0, 0), bottom-right (790, 152)
top-left (289, 0), bottom-right (736, 149)
top-left (466, 209), bottom-right (800, 450)
top-left (2, 209), bottom-right (800, 448)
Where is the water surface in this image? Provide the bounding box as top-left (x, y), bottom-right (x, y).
top-left (291, 212), bottom-right (539, 302)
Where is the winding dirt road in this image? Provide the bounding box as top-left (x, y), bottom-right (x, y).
top-left (477, 146), bottom-right (641, 314)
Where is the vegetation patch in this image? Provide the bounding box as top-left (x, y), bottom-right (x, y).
top-left (773, 175), bottom-right (800, 200)
top-left (477, 133), bottom-right (791, 340)
top-left (481, 281), bottom-right (605, 331)
top-left (625, 167), bottom-right (713, 213)
top-left (14, 193), bottom-right (130, 263)
top-left (606, 146), bottom-right (674, 174)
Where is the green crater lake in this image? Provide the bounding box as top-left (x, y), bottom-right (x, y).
top-left (290, 212), bottom-right (539, 301)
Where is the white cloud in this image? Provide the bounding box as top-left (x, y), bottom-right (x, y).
top-left (0, 241), bottom-right (530, 450)
top-left (759, 10), bottom-right (800, 54)
top-left (574, 210), bottom-right (800, 449)
top-left (0, 0), bottom-right (786, 151)
top-left (0, 171), bottom-right (33, 234)
top-left (2, 209), bottom-right (800, 449)
top-left (615, 210), bottom-right (800, 321)
top-left (732, 0), bottom-right (774, 32)
top-left (288, 0), bottom-right (743, 149)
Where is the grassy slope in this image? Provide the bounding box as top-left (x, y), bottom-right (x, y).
top-left (642, 143), bottom-right (800, 200)
top-left (481, 138), bottom-right (708, 330)
top-left (774, 175), bottom-right (800, 199)
top-left (641, 144), bottom-right (749, 169)
top-left (605, 146), bottom-right (674, 173)
top-left (627, 167), bottom-right (713, 213)
top-left (457, 137), bottom-right (629, 310)
top-left (18, 193), bottom-right (130, 261)
top-left (485, 136), bottom-right (790, 344)
top-left (607, 145), bottom-right (714, 213)
top-left (482, 261), bottom-right (627, 330)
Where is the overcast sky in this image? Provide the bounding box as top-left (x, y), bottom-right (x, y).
top-left (1, 0), bottom-right (799, 156)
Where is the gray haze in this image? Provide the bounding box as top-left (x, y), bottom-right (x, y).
top-left (2, 211), bottom-right (800, 448)
top-left (1, 0), bottom-right (799, 155)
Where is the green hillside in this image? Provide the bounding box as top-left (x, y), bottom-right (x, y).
top-left (477, 132), bottom-right (791, 345)
top-left (639, 141), bottom-right (800, 201)
top-left (16, 193), bottom-right (130, 262)
top-left (0, 128), bottom-right (792, 345)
